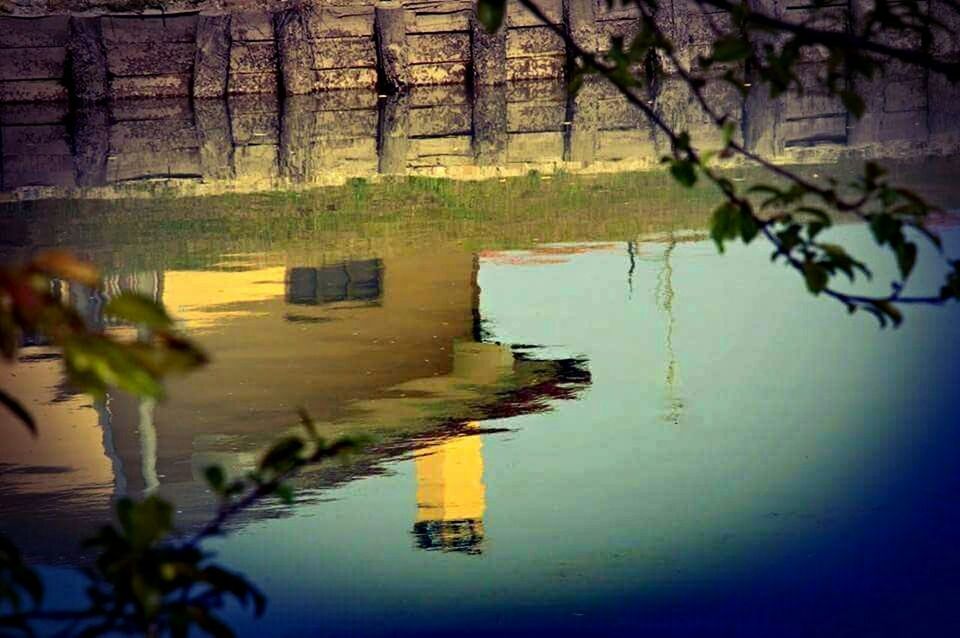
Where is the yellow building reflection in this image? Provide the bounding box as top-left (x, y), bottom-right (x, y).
top-left (413, 422), bottom-right (486, 555)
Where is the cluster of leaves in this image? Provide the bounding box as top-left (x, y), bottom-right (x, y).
top-left (477, 0), bottom-right (960, 325)
top-left (0, 425), bottom-right (362, 638)
top-left (0, 251), bottom-right (207, 434)
top-left (0, 255), bottom-right (364, 636)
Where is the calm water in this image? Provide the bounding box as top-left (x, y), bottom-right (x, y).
top-left (2, 164), bottom-right (960, 636)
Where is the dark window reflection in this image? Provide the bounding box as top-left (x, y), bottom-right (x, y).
top-left (412, 519), bottom-right (484, 555)
top-left (286, 259), bottom-right (382, 306)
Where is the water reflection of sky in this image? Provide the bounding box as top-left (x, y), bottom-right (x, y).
top-left (3, 210), bottom-right (960, 635)
top-left (161, 227), bottom-right (960, 637)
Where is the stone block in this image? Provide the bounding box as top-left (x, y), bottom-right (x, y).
top-left (106, 42), bottom-right (195, 76)
top-left (506, 130), bottom-right (564, 161)
top-left (0, 79), bottom-right (66, 102)
top-left (408, 103), bottom-right (471, 136)
top-left (407, 32), bottom-right (470, 64)
top-left (313, 36), bottom-right (376, 69)
top-left (506, 54), bottom-right (564, 80)
top-left (109, 119), bottom-right (198, 153)
top-left (102, 14), bottom-right (198, 44)
top-left (230, 41), bottom-right (277, 74)
top-left (315, 67), bottom-right (377, 89)
top-left (506, 101), bottom-right (566, 132)
top-left (230, 11), bottom-right (275, 41)
top-left (1, 124), bottom-right (69, 154)
top-left (507, 0), bottom-right (563, 27)
top-left (305, 5), bottom-right (375, 38)
top-left (507, 25), bottom-right (564, 57)
top-left (110, 74), bottom-right (191, 99)
top-left (407, 61), bottom-right (467, 85)
top-left (0, 16), bottom-right (70, 48)
top-left (229, 72), bottom-right (279, 94)
top-left (0, 46), bottom-right (65, 81)
top-left (404, 0), bottom-right (472, 33)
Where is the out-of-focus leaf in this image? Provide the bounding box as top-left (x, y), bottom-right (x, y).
top-left (105, 293), bottom-right (173, 330)
top-left (63, 337), bottom-right (164, 400)
top-left (118, 496), bottom-right (174, 550)
top-left (710, 202), bottom-right (739, 252)
top-left (895, 241), bottom-right (918, 279)
top-left (711, 36), bottom-right (751, 62)
top-left (669, 159), bottom-right (697, 187)
top-left (839, 90), bottom-right (865, 119)
top-left (476, 0), bottom-right (506, 32)
top-left (803, 261), bottom-right (828, 294)
top-left (204, 466), bottom-right (225, 492)
top-left (258, 437), bottom-right (305, 473)
top-left (275, 484), bottom-right (295, 505)
top-left (29, 251), bottom-right (100, 287)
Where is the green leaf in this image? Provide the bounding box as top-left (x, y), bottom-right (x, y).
top-left (63, 337), bottom-right (164, 400)
top-left (476, 0), bottom-right (506, 33)
top-left (204, 466), bottom-right (226, 492)
top-left (895, 241), bottom-right (918, 279)
top-left (275, 484), bottom-right (295, 505)
top-left (721, 120), bottom-right (737, 146)
top-left (105, 293), bottom-right (173, 330)
top-left (711, 36), bottom-right (751, 62)
top-left (873, 300), bottom-right (903, 327)
top-left (739, 208), bottom-right (759, 243)
top-left (710, 202), bottom-right (738, 252)
top-left (258, 437), bottom-right (305, 473)
top-left (118, 495), bottom-right (174, 549)
top-left (669, 159), bottom-right (697, 187)
top-left (803, 261), bottom-right (828, 295)
top-left (839, 90), bottom-right (865, 119)
top-left (30, 250), bottom-right (100, 287)
top-left (0, 388), bottom-right (36, 436)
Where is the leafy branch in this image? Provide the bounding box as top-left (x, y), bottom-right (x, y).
top-left (0, 256), bottom-right (365, 637)
top-left (478, 0), bottom-right (960, 325)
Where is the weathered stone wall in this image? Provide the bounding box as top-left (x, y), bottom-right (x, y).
top-left (1, 74), bottom-right (957, 200)
top-left (0, 0), bottom-right (956, 116)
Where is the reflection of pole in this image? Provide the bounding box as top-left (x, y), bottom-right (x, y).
top-left (471, 253), bottom-right (484, 343)
top-left (139, 398), bottom-right (159, 494)
top-left (655, 236), bottom-right (682, 424)
top-left (95, 396), bottom-right (128, 499)
top-left (626, 240), bottom-right (637, 298)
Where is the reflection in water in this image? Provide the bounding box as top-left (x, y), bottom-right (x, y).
top-left (413, 422), bottom-right (486, 555)
top-left (2, 158), bottom-right (960, 634)
top-left (0, 242), bottom-right (591, 561)
top-left (286, 260), bottom-right (383, 307)
top-left (655, 236), bottom-right (683, 425)
top-left (1, 67), bottom-right (959, 201)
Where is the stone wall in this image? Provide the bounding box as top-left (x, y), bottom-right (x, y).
top-left (2, 73), bottom-right (957, 200)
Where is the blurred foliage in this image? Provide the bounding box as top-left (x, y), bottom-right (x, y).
top-left (479, 0), bottom-right (960, 325)
top-left (0, 251), bottom-right (206, 434)
top-left (0, 255), bottom-right (361, 636)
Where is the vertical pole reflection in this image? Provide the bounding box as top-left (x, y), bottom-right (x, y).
top-left (655, 236), bottom-right (683, 424)
top-left (138, 397), bottom-right (159, 494)
top-left (412, 423), bottom-right (486, 554)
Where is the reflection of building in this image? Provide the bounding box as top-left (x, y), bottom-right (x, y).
top-left (286, 260), bottom-right (382, 306)
top-left (413, 423), bottom-right (486, 554)
top-left (0, 248), bottom-right (591, 562)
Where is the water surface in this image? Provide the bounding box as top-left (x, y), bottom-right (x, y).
top-left (2, 164), bottom-right (960, 636)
